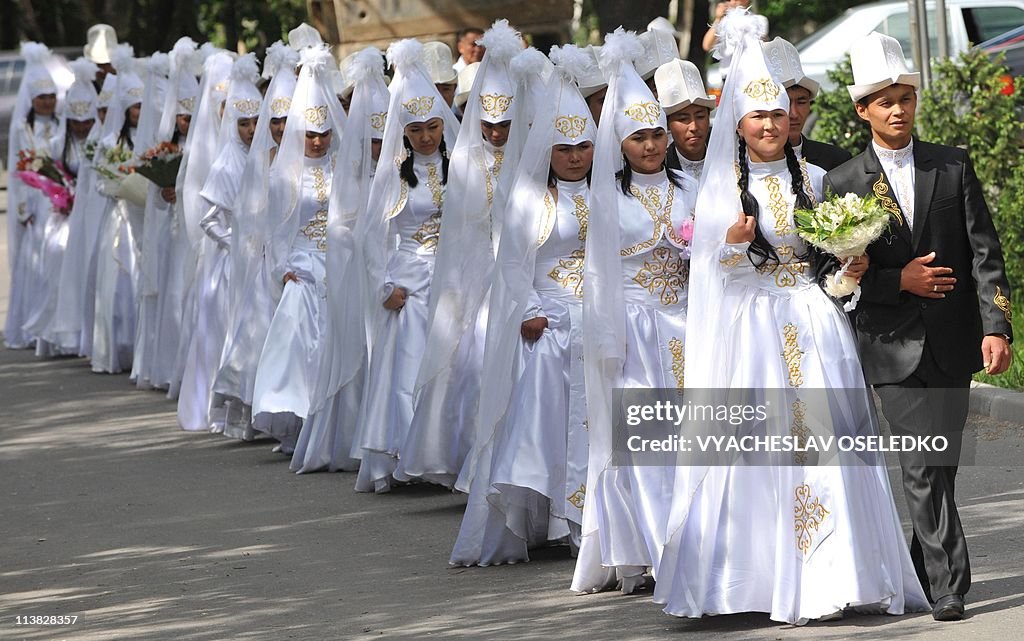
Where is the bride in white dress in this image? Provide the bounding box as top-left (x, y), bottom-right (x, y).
top-left (651, 11), bottom-right (930, 624)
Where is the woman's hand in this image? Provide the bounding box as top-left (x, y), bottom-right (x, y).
top-left (521, 317), bottom-right (549, 342)
top-left (383, 287), bottom-right (407, 311)
top-left (725, 211), bottom-right (756, 244)
top-left (282, 271), bottom-right (300, 285)
top-left (161, 187), bottom-right (177, 204)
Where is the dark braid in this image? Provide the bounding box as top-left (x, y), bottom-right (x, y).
top-left (737, 137), bottom-right (780, 270)
top-left (61, 122), bottom-right (76, 177)
top-left (616, 157), bottom-right (633, 195)
top-left (783, 142), bottom-right (813, 211)
top-left (399, 136), bottom-right (418, 187)
top-left (438, 136), bottom-right (449, 185)
top-left (27, 107), bottom-right (36, 129)
top-left (117, 107), bottom-right (134, 150)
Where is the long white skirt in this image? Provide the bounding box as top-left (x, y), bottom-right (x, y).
top-left (25, 209), bottom-right (72, 357)
top-left (90, 199), bottom-right (139, 373)
top-left (353, 250), bottom-right (433, 493)
top-left (4, 191), bottom-right (47, 349)
top-left (252, 248), bottom-right (326, 449)
top-left (652, 279), bottom-right (930, 623)
top-left (451, 292), bottom-right (587, 566)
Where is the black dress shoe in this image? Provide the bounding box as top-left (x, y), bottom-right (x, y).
top-left (932, 594), bottom-right (965, 621)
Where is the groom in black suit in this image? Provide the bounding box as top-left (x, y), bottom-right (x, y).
top-left (823, 33), bottom-right (1013, 622)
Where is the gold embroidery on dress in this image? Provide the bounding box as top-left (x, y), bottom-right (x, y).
top-left (412, 212), bottom-right (442, 252)
top-left (668, 337), bottom-right (685, 389)
top-left (425, 162), bottom-right (444, 210)
top-left (233, 98), bottom-right (261, 116)
top-left (622, 183), bottom-right (678, 256)
top-left (554, 114), bottom-right (587, 140)
top-left (623, 101), bottom-right (661, 126)
top-left (781, 323), bottom-right (804, 387)
top-left (538, 192), bottom-right (557, 246)
top-left (305, 105), bottom-right (329, 128)
top-left (633, 246), bottom-right (688, 305)
top-left (67, 101), bottom-right (92, 118)
top-left (300, 166), bottom-right (330, 251)
top-left (480, 93), bottom-right (513, 119)
top-left (571, 194), bottom-right (589, 242)
top-left (386, 180), bottom-right (409, 220)
top-left (763, 175), bottom-right (791, 236)
top-left (872, 173), bottom-right (905, 227)
top-left (794, 483), bottom-right (830, 555)
top-left (720, 253), bottom-right (745, 268)
top-left (798, 157), bottom-right (817, 204)
top-left (994, 286), bottom-right (1012, 322)
top-left (790, 399), bottom-right (809, 466)
top-left (757, 245), bottom-right (808, 287)
top-left (402, 96), bottom-right (435, 118)
top-left (743, 78), bottom-right (781, 102)
top-left (548, 248), bottom-right (585, 298)
top-left (270, 97), bottom-right (291, 117)
top-left (567, 484), bottom-right (586, 509)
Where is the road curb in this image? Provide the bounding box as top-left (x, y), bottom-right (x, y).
top-left (970, 381), bottom-right (1024, 424)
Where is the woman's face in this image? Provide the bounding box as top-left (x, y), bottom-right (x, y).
top-left (404, 118), bottom-right (444, 156)
top-left (97, 107), bottom-right (108, 124)
top-left (550, 141), bottom-right (594, 182)
top-left (126, 103), bottom-right (142, 127)
top-left (269, 117), bottom-right (287, 145)
top-left (371, 138), bottom-right (383, 164)
top-left (305, 129), bottom-right (333, 158)
top-left (621, 127), bottom-right (668, 174)
top-left (69, 119), bottom-right (94, 140)
top-left (480, 120), bottom-right (511, 148)
top-left (32, 93), bottom-right (57, 117)
top-left (237, 117), bottom-right (258, 147)
top-left (738, 109), bottom-right (788, 162)
top-left (176, 114), bottom-right (192, 137)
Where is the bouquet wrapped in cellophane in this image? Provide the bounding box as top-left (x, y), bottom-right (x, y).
top-left (15, 149), bottom-right (75, 215)
top-left (794, 192), bottom-right (892, 311)
top-left (94, 144), bottom-right (148, 207)
top-left (133, 141), bottom-right (182, 188)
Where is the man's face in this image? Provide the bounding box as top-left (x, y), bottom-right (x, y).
top-left (666, 104), bottom-right (711, 161)
top-left (855, 83), bottom-right (917, 147)
top-left (436, 82), bottom-right (456, 107)
top-left (786, 86), bottom-right (813, 145)
top-left (457, 31), bottom-right (485, 63)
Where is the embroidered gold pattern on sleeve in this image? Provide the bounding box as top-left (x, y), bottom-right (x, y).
top-left (994, 286), bottom-right (1012, 322)
top-left (720, 253), bottom-right (745, 268)
top-left (567, 484), bottom-right (586, 509)
top-left (794, 483), bottom-right (830, 555)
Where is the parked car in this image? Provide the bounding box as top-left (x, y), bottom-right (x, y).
top-left (979, 23), bottom-right (1024, 77)
top-left (706, 0), bottom-right (1024, 93)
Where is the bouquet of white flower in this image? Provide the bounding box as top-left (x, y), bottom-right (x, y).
top-left (794, 192), bottom-right (892, 311)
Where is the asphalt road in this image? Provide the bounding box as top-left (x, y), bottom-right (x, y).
top-left (1, 190), bottom-right (1023, 641)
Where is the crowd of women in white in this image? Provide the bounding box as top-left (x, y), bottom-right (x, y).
top-left (5, 12), bottom-right (932, 624)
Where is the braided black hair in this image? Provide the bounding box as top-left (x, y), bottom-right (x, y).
top-left (736, 137), bottom-right (781, 270)
top-left (117, 106), bottom-right (134, 150)
top-left (399, 135), bottom-right (449, 188)
top-left (616, 157), bottom-right (689, 196)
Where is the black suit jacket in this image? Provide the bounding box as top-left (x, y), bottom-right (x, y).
top-left (801, 136), bottom-right (852, 172)
top-left (823, 139), bottom-right (1013, 384)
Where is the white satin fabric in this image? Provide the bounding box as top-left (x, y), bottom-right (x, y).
top-left (573, 168), bottom-right (696, 591)
top-left (652, 159), bottom-right (930, 623)
top-left (354, 151), bottom-right (444, 493)
top-left (90, 195), bottom-right (141, 373)
top-left (452, 178), bottom-right (591, 566)
top-left (253, 155), bottom-right (335, 450)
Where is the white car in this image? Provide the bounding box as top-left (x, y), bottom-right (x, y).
top-left (707, 0), bottom-right (1024, 93)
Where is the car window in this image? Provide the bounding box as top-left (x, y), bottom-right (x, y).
top-left (878, 10), bottom-right (943, 60)
top-left (964, 7), bottom-right (1024, 43)
top-left (0, 59), bottom-right (26, 96)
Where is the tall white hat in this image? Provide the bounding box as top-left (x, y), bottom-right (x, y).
top-left (110, 44), bottom-right (144, 108)
top-left (847, 32), bottom-right (920, 102)
top-left (65, 57), bottom-right (99, 120)
top-left (549, 45), bottom-right (597, 145)
top-left (391, 41), bottom-right (451, 126)
top-left (454, 62), bottom-right (479, 108)
top-left (84, 24), bottom-right (117, 65)
top-left (603, 31), bottom-right (666, 141)
top-left (655, 59), bottom-right (715, 113)
top-left (576, 45), bottom-right (606, 98)
top-left (288, 23), bottom-right (324, 51)
top-left (728, 26), bottom-right (788, 119)
top-left (423, 41), bottom-right (458, 84)
top-left (225, 53), bottom-right (262, 121)
top-left (96, 73), bottom-right (116, 109)
top-left (636, 28), bottom-right (679, 80)
top-left (263, 42), bottom-right (299, 118)
top-left (761, 37), bottom-right (820, 98)
top-left (20, 42), bottom-right (57, 99)
top-left (472, 21), bottom-right (521, 124)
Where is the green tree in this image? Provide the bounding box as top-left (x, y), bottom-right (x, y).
top-left (809, 55), bottom-right (872, 156)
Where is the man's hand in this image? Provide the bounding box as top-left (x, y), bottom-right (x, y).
top-left (383, 287), bottom-right (407, 311)
top-left (846, 254), bottom-right (869, 282)
top-left (521, 316), bottom-right (549, 342)
top-left (982, 335), bottom-right (1013, 375)
top-left (282, 271), bottom-right (300, 285)
top-left (161, 187), bottom-right (177, 204)
top-left (900, 252), bottom-right (956, 298)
